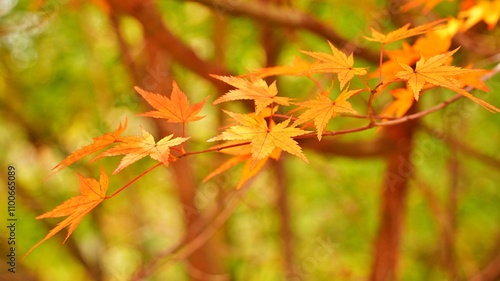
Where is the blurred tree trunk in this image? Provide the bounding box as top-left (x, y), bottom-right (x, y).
top-left (370, 110), bottom-right (417, 281)
top-left (104, 0), bottom-right (225, 279)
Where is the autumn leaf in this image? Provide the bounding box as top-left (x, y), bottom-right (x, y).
top-left (94, 127), bottom-right (189, 174)
top-left (250, 56), bottom-right (317, 78)
top-left (380, 87), bottom-right (415, 118)
top-left (135, 81), bottom-right (208, 123)
top-left (458, 0), bottom-right (500, 31)
top-left (455, 67), bottom-right (491, 92)
top-left (294, 88), bottom-right (361, 140)
top-left (24, 168), bottom-right (109, 259)
top-left (401, 0), bottom-right (445, 13)
top-left (364, 18), bottom-right (447, 44)
top-left (203, 141), bottom-right (281, 189)
top-left (45, 119), bottom-right (127, 180)
top-left (208, 111), bottom-right (309, 165)
top-left (211, 75), bottom-right (291, 114)
top-left (411, 18), bottom-right (461, 57)
top-left (395, 48), bottom-right (500, 113)
top-left (301, 41), bottom-right (368, 90)
top-left (369, 42), bottom-right (420, 80)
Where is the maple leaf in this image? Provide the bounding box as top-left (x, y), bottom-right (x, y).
top-left (412, 18), bottom-right (461, 57)
top-left (455, 67), bottom-right (491, 92)
top-left (380, 87), bottom-right (415, 118)
top-left (135, 81), bottom-right (208, 123)
top-left (45, 119), bottom-right (127, 180)
top-left (401, 0), bottom-right (445, 13)
top-left (364, 19), bottom-right (447, 44)
top-left (208, 111), bottom-right (309, 165)
top-left (203, 142), bottom-right (281, 189)
top-left (24, 168), bottom-right (109, 259)
top-left (458, 0), bottom-right (500, 31)
top-left (211, 75), bottom-right (291, 114)
top-left (95, 128), bottom-right (189, 174)
top-left (301, 41), bottom-right (368, 90)
top-left (294, 89), bottom-right (361, 140)
top-left (395, 48), bottom-right (500, 113)
top-left (250, 56), bottom-right (317, 78)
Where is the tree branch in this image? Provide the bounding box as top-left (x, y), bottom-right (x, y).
top-left (189, 0), bottom-right (380, 63)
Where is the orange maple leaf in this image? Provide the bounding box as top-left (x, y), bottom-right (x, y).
top-left (24, 168), bottom-right (109, 259)
top-left (250, 56), bottom-right (317, 78)
top-left (45, 119), bottom-right (127, 180)
top-left (208, 111), bottom-right (310, 165)
top-left (294, 88), bottom-right (361, 140)
top-left (364, 19), bottom-right (447, 44)
top-left (95, 128), bottom-right (189, 174)
top-left (301, 41), bottom-right (368, 90)
top-left (455, 66), bottom-right (491, 92)
top-left (203, 142), bottom-right (281, 189)
top-left (458, 0), bottom-right (500, 31)
top-left (395, 48), bottom-right (500, 113)
top-left (401, 0), bottom-right (446, 13)
top-left (134, 81), bottom-right (208, 123)
top-left (380, 87), bottom-right (415, 118)
top-left (211, 75), bottom-right (291, 114)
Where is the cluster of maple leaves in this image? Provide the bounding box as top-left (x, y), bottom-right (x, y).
top-left (24, 1), bottom-right (500, 258)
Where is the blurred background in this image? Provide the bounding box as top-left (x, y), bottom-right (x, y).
top-left (0, 0), bottom-right (499, 280)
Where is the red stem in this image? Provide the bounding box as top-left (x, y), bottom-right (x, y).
top-left (104, 162), bottom-right (163, 199)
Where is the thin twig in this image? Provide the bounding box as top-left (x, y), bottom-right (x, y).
top-left (104, 163), bottom-right (163, 199)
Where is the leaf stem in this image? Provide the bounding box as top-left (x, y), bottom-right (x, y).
top-left (181, 122), bottom-right (187, 153)
top-left (104, 162), bottom-right (163, 199)
top-left (308, 75), bottom-right (326, 92)
top-left (178, 141), bottom-right (251, 159)
top-left (379, 44), bottom-right (385, 83)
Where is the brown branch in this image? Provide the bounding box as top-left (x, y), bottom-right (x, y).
top-left (469, 252), bottom-right (500, 281)
top-left (189, 0), bottom-right (380, 63)
top-left (105, 0), bottom-right (232, 91)
top-left (108, 11), bottom-right (141, 83)
top-left (375, 94), bottom-right (463, 127)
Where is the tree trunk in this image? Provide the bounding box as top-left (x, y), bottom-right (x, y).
top-left (370, 115), bottom-right (417, 281)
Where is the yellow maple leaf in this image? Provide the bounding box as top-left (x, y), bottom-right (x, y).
top-left (395, 48), bottom-right (500, 112)
top-left (249, 56), bottom-right (318, 78)
top-left (401, 0), bottom-right (447, 13)
top-left (364, 19), bottom-right (447, 45)
top-left (203, 143), bottom-right (281, 189)
top-left (211, 75), bottom-right (291, 114)
top-left (301, 41), bottom-right (368, 90)
top-left (380, 87), bottom-right (415, 118)
top-left (94, 128), bottom-right (189, 174)
top-left (24, 168), bottom-right (109, 259)
top-left (459, 0), bottom-right (500, 31)
top-left (208, 111), bottom-right (310, 165)
top-left (45, 119), bottom-right (127, 180)
top-left (294, 89), bottom-right (361, 140)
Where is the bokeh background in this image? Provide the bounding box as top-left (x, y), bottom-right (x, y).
top-left (0, 0), bottom-right (499, 280)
